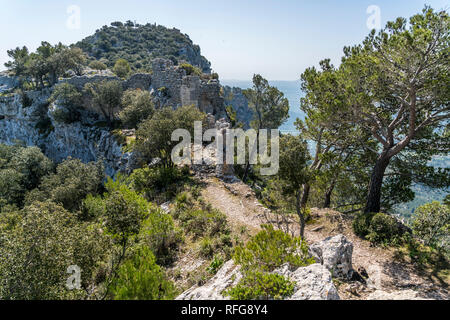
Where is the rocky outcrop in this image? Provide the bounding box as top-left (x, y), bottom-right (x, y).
top-left (274, 264), bottom-right (340, 300)
top-left (176, 260), bottom-right (242, 300)
top-left (222, 86), bottom-right (252, 129)
top-left (309, 234), bottom-right (354, 280)
top-left (0, 72), bottom-right (19, 93)
top-left (0, 89), bottom-right (129, 176)
top-left (176, 260), bottom-right (340, 300)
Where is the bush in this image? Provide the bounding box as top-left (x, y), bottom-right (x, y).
top-left (199, 237), bottom-right (215, 258)
top-left (103, 177), bottom-right (149, 242)
top-left (233, 224), bottom-right (314, 273)
top-left (128, 166), bottom-right (189, 203)
top-left (25, 158), bottom-right (104, 211)
top-left (367, 213), bottom-right (402, 245)
top-left (352, 212), bottom-right (376, 238)
top-left (179, 63), bottom-right (202, 76)
top-left (50, 83), bottom-right (83, 124)
top-left (110, 246), bottom-right (176, 300)
top-left (0, 201), bottom-right (109, 299)
top-left (176, 208), bottom-right (229, 239)
top-left (139, 207), bottom-right (184, 266)
top-left (89, 60), bottom-right (107, 70)
top-left (135, 105), bottom-right (206, 167)
top-left (119, 89), bottom-right (154, 128)
top-left (411, 201), bottom-right (449, 252)
top-left (113, 59), bottom-right (131, 78)
top-left (207, 255), bottom-right (224, 275)
top-left (224, 271), bottom-right (294, 300)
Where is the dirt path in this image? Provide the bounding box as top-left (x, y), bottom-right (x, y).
top-left (199, 175), bottom-right (449, 300)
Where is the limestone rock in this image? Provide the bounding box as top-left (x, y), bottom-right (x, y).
top-left (176, 260), bottom-right (242, 300)
top-left (309, 234), bottom-right (354, 279)
top-left (177, 261), bottom-right (340, 300)
top-left (274, 263), bottom-right (340, 300)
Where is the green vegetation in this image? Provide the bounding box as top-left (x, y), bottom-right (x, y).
top-left (225, 271), bottom-right (294, 300)
top-left (83, 80), bottom-right (123, 125)
top-left (135, 105), bottom-right (206, 167)
top-left (76, 21), bottom-right (210, 72)
top-left (119, 89), bottom-right (154, 128)
top-left (4, 42), bottom-right (86, 88)
top-left (411, 202), bottom-right (449, 254)
top-left (50, 83), bottom-right (83, 124)
top-left (113, 59), bottom-right (131, 78)
top-left (110, 246), bottom-right (176, 300)
top-left (225, 225), bottom-right (313, 300)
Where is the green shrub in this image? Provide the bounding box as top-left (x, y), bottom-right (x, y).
top-left (89, 60), bottom-right (107, 70)
top-left (224, 271), bottom-right (294, 300)
top-left (179, 63), bottom-right (202, 76)
top-left (233, 224), bottom-right (314, 273)
top-left (176, 208), bottom-right (229, 239)
top-left (199, 237), bottom-right (214, 258)
top-left (80, 194), bottom-right (105, 221)
top-left (113, 59), bottom-right (131, 78)
top-left (139, 207), bottom-right (184, 266)
top-left (207, 255), bottom-right (224, 275)
top-left (411, 201), bottom-right (449, 252)
top-left (119, 89), bottom-right (154, 129)
top-left (352, 211), bottom-right (376, 238)
top-left (110, 246), bottom-right (176, 300)
top-left (25, 159), bottom-right (104, 211)
top-left (50, 83), bottom-right (83, 124)
top-left (367, 212), bottom-right (402, 245)
top-left (128, 166), bottom-right (188, 203)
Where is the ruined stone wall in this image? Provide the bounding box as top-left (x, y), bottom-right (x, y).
top-left (151, 58), bottom-right (226, 119)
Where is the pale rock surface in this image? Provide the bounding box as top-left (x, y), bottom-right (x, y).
top-left (274, 263), bottom-right (340, 300)
top-left (309, 234), bottom-right (354, 280)
top-left (176, 260), bottom-right (242, 300)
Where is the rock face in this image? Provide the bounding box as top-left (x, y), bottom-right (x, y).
top-left (274, 264), bottom-right (340, 300)
top-left (309, 234), bottom-right (354, 280)
top-left (367, 290), bottom-right (429, 300)
top-left (0, 89), bottom-right (129, 176)
top-left (0, 59), bottom-right (228, 176)
top-left (222, 86), bottom-right (252, 129)
top-left (176, 261), bottom-right (340, 300)
top-left (176, 260), bottom-right (242, 300)
top-left (0, 72), bottom-right (19, 93)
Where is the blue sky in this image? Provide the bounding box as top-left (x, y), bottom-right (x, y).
top-left (0, 0), bottom-right (448, 80)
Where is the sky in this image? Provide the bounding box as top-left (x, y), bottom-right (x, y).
top-left (0, 0), bottom-right (448, 80)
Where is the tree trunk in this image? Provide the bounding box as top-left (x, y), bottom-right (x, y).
top-left (296, 190), bottom-right (305, 239)
top-left (323, 181), bottom-right (336, 208)
top-left (242, 161), bottom-right (250, 183)
top-left (300, 183), bottom-right (310, 208)
top-left (364, 154), bottom-right (391, 213)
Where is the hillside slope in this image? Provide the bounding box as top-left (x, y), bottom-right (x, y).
top-left (183, 175), bottom-right (449, 300)
top-left (76, 21), bottom-right (211, 73)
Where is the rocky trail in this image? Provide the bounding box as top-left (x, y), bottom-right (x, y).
top-left (183, 175), bottom-right (450, 300)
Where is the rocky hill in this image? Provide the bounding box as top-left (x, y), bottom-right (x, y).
top-left (75, 21), bottom-right (212, 73)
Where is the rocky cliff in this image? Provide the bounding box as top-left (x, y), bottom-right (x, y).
top-left (0, 58), bottom-right (231, 176)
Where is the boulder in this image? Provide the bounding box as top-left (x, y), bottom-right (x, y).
top-left (274, 263), bottom-right (340, 300)
top-left (309, 234), bottom-right (353, 279)
top-left (177, 261), bottom-right (340, 300)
